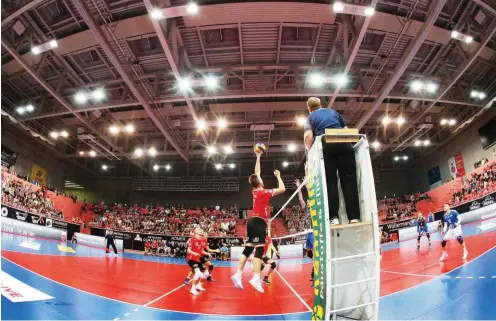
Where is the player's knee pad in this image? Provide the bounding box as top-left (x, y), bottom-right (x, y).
top-left (417, 235), bottom-right (421, 242)
top-left (441, 240), bottom-right (447, 247)
top-left (208, 264), bottom-right (214, 272)
top-left (254, 246), bottom-right (264, 260)
top-left (193, 270), bottom-right (202, 281)
top-left (307, 250), bottom-right (313, 259)
top-left (457, 236), bottom-right (464, 244)
top-left (270, 262), bottom-right (276, 270)
top-left (426, 233), bottom-right (430, 239)
top-left (242, 246), bottom-right (254, 257)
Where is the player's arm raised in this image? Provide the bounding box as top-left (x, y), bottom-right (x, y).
top-left (254, 152), bottom-right (261, 177)
top-left (272, 170), bottom-right (286, 196)
top-left (295, 178), bottom-right (305, 210)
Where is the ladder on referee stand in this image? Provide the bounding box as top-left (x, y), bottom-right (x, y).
top-left (306, 129), bottom-right (380, 321)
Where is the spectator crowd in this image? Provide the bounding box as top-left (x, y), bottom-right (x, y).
top-left (377, 192), bottom-right (430, 222)
top-left (451, 161), bottom-right (496, 206)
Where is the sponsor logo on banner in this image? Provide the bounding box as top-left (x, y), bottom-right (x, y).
top-left (469, 201), bottom-right (481, 211)
top-left (57, 245), bottom-right (75, 253)
top-left (223, 238), bottom-right (242, 245)
top-left (134, 234), bottom-right (142, 241)
top-left (483, 196), bottom-right (494, 207)
top-left (30, 215), bottom-right (40, 224)
top-left (15, 211), bottom-right (27, 221)
top-left (1, 271), bottom-right (54, 302)
top-left (1, 207), bottom-right (8, 217)
top-left (45, 218), bottom-right (52, 228)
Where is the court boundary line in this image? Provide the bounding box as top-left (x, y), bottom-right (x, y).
top-left (381, 245), bottom-right (496, 298)
top-left (380, 270), bottom-right (438, 278)
top-left (1, 257), bottom-right (310, 317)
top-left (143, 284), bottom-right (185, 307)
top-left (274, 269), bottom-right (312, 312)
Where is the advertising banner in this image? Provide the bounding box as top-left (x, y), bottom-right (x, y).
top-left (89, 227), bottom-right (243, 253)
top-left (30, 163), bottom-right (48, 185)
top-left (306, 139), bottom-right (328, 321)
top-left (428, 166), bottom-right (442, 189)
top-left (1, 217), bottom-right (63, 240)
top-left (73, 233), bottom-right (124, 252)
top-left (1, 204), bottom-right (80, 239)
top-left (431, 191), bottom-right (496, 221)
top-left (379, 218), bottom-right (412, 233)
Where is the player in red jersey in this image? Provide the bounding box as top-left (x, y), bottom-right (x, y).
top-left (260, 233), bottom-right (279, 284)
top-left (184, 232), bottom-right (220, 284)
top-left (186, 227), bottom-right (210, 295)
top-left (231, 150), bottom-right (286, 292)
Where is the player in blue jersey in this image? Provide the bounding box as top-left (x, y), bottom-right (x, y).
top-left (439, 204), bottom-right (468, 262)
top-left (296, 178), bottom-right (314, 284)
top-left (413, 213), bottom-right (431, 251)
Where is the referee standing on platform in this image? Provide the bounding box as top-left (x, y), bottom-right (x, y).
top-left (303, 97), bottom-right (360, 224)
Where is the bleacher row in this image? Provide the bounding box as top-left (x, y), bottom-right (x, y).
top-left (1, 159), bottom-right (495, 237)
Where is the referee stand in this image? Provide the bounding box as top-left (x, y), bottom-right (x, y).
top-left (307, 129), bottom-right (380, 321)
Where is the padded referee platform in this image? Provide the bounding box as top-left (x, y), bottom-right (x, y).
top-left (307, 131), bottom-right (380, 321)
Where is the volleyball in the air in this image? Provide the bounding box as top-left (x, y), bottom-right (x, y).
top-left (254, 142), bottom-right (266, 154)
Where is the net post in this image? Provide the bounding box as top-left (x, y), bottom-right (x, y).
top-left (307, 131), bottom-right (380, 320)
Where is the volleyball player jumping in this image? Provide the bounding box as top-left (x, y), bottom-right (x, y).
top-left (231, 149), bottom-right (286, 292)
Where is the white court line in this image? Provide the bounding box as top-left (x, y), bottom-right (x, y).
top-left (380, 270), bottom-right (438, 278)
top-left (467, 276), bottom-right (473, 279)
top-left (143, 284), bottom-right (186, 307)
top-left (456, 276), bottom-right (462, 279)
top-left (113, 318), bottom-right (120, 321)
top-left (479, 276), bottom-right (485, 279)
top-left (274, 269), bottom-right (312, 312)
top-left (123, 313), bottom-right (130, 316)
top-left (492, 276), bottom-right (496, 279)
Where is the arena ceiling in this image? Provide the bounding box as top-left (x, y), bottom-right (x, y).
top-left (2, 0), bottom-right (496, 178)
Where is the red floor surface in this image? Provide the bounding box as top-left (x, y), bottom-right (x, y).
top-left (3, 230), bottom-right (496, 315)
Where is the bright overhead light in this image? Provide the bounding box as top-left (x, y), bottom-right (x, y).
top-left (153, 164), bottom-right (159, 171)
top-left (410, 80), bottom-right (424, 92)
top-left (451, 30), bottom-right (459, 38)
top-left (394, 156), bottom-right (400, 161)
top-left (470, 90), bottom-right (478, 98)
top-left (309, 73), bottom-right (324, 87)
top-left (396, 115), bottom-right (406, 126)
top-left (426, 82), bottom-right (438, 94)
top-left (91, 88), bottom-right (105, 102)
top-left (382, 115), bottom-right (391, 125)
top-left (423, 140), bottom-right (430, 146)
top-left (465, 36), bottom-right (473, 44)
top-left (124, 124), bottom-right (135, 133)
top-left (74, 92), bottom-right (88, 104)
top-left (31, 46), bottom-right (41, 55)
top-left (178, 77), bottom-right (191, 91)
top-left (223, 145), bottom-right (233, 154)
top-left (371, 141), bottom-right (381, 149)
top-left (150, 8), bottom-right (163, 19)
top-left (215, 163), bottom-right (222, 170)
top-left (49, 40), bottom-right (58, 48)
top-left (89, 150), bottom-right (97, 157)
top-left (134, 148), bottom-right (144, 157)
top-left (296, 116), bottom-right (306, 127)
top-left (440, 119), bottom-right (448, 125)
top-left (186, 2), bottom-right (199, 14)
top-left (414, 140), bottom-right (421, 147)
top-left (282, 161), bottom-right (289, 168)
top-left (217, 118), bottom-right (227, 129)
top-left (207, 146), bottom-right (216, 155)
top-left (50, 131), bottom-right (59, 139)
top-left (25, 104), bottom-right (35, 112)
top-left (403, 156), bottom-right (409, 161)
top-left (333, 74), bottom-right (348, 87)
top-left (333, 1), bottom-right (344, 12)
top-left (16, 107), bottom-right (25, 114)
top-left (229, 163), bottom-right (235, 169)
top-left (478, 92), bottom-right (486, 99)
top-left (165, 164), bottom-right (171, 171)
top-left (364, 7), bottom-right (375, 16)
top-left (288, 143), bottom-right (297, 152)
top-left (205, 76), bottom-right (218, 89)
top-left (196, 119), bottom-right (207, 131)
top-left (148, 147), bottom-right (157, 157)
top-left (109, 125), bottom-right (120, 135)
top-left (448, 119), bottom-right (457, 126)
top-left (79, 151), bottom-right (85, 156)
top-left (60, 130), bottom-right (69, 138)
top-left (102, 165), bottom-right (108, 170)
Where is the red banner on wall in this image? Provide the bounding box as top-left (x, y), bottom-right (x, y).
top-left (454, 152), bottom-right (465, 177)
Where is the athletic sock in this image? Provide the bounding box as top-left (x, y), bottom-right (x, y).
top-left (253, 273), bottom-right (261, 282)
top-left (235, 270), bottom-right (242, 278)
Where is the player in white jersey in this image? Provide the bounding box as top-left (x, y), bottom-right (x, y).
top-left (439, 203), bottom-right (468, 262)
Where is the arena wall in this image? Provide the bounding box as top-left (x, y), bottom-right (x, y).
top-left (409, 108), bottom-right (496, 192)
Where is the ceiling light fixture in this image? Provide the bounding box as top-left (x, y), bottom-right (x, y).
top-left (217, 118), bottom-right (227, 129)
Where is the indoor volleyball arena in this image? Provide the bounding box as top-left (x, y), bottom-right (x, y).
top-left (1, 0), bottom-right (496, 320)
